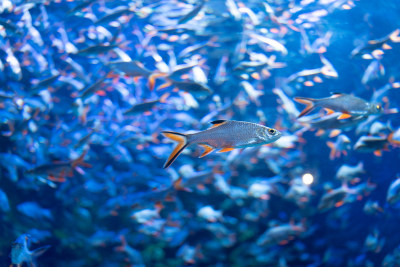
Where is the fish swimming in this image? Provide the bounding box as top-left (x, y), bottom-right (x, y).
top-left (294, 93), bottom-right (382, 118)
top-left (161, 120), bottom-right (282, 168)
top-left (10, 234), bottom-right (50, 267)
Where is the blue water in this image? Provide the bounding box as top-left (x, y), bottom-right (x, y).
top-left (1, 0), bottom-right (400, 266)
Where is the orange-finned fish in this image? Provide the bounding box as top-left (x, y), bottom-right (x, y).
top-left (161, 120), bottom-right (282, 168)
top-left (294, 93), bottom-right (382, 119)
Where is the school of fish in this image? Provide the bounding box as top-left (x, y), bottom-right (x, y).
top-left (1, 0), bottom-right (400, 266)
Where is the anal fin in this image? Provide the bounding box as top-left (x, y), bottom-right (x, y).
top-left (217, 147), bottom-right (235, 153)
top-left (199, 144), bottom-right (214, 158)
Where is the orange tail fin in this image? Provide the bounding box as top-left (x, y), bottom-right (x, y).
top-left (161, 131), bottom-right (188, 168)
top-left (294, 97), bottom-right (317, 118)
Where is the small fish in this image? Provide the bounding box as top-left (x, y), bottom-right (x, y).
top-left (294, 93), bottom-right (382, 118)
top-left (257, 222), bottom-right (305, 246)
top-left (326, 134), bottom-right (351, 160)
top-left (197, 206), bottom-right (222, 222)
top-left (123, 100), bottom-right (160, 116)
top-left (351, 29), bottom-right (400, 58)
top-left (363, 200), bottom-right (383, 215)
top-left (387, 176), bottom-right (400, 204)
top-left (75, 44), bottom-right (119, 56)
top-left (161, 120), bottom-right (281, 168)
top-left (158, 79), bottom-right (213, 99)
top-left (10, 234), bottom-right (50, 267)
top-left (318, 185), bottom-right (356, 211)
top-left (177, 1), bottom-right (205, 24)
top-left (336, 162), bottom-right (364, 184)
top-left (26, 150), bottom-right (91, 182)
top-left (353, 135), bottom-right (391, 156)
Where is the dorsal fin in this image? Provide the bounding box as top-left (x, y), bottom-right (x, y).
top-left (209, 120), bottom-right (228, 129)
top-left (330, 92), bottom-right (345, 98)
top-left (210, 120), bottom-right (227, 125)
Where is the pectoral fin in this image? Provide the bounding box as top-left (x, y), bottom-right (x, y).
top-left (337, 113), bottom-right (352, 120)
top-left (199, 144), bottom-right (214, 158)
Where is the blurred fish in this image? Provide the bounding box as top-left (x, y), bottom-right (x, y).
top-left (318, 185), bottom-right (357, 211)
top-left (197, 206), bottom-right (222, 222)
top-left (326, 134), bottom-right (351, 160)
top-left (336, 162), bottom-right (364, 184)
top-left (351, 29), bottom-right (400, 58)
top-left (353, 135), bottom-right (392, 156)
top-left (115, 235), bottom-right (145, 267)
top-left (161, 120), bottom-right (281, 168)
top-left (26, 150), bottom-right (91, 182)
top-left (257, 222), bottom-right (305, 246)
top-left (10, 234), bottom-right (50, 267)
top-left (363, 200), bottom-right (383, 215)
top-left (177, 1), bottom-right (205, 24)
top-left (387, 176), bottom-right (400, 204)
top-left (294, 93), bottom-right (382, 119)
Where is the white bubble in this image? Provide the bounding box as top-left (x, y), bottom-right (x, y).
top-left (302, 173), bottom-right (314, 185)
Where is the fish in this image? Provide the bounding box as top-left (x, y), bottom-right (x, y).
top-left (326, 134), bottom-right (351, 160)
top-left (351, 29), bottom-right (400, 58)
top-left (161, 120), bottom-right (282, 168)
top-left (177, 1), bottom-right (205, 24)
top-left (10, 234), bottom-right (50, 267)
top-left (257, 222), bottom-right (305, 246)
top-left (25, 150), bottom-right (91, 182)
top-left (336, 162), bottom-right (364, 184)
top-left (294, 93), bottom-right (382, 119)
top-left (387, 177), bottom-right (400, 204)
top-left (353, 135), bottom-right (392, 156)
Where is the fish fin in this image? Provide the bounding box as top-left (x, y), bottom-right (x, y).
top-left (335, 200), bottom-right (345, 207)
top-left (209, 120), bottom-right (228, 129)
top-left (173, 177), bottom-right (192, 192)
top-left (161, 131), bottom-right (189, 168)
top-left (315, 129), bottom-right (325, 136)
top-left (31, 245), bottom-right (51, 258)
top-left (326, 141), bottom-right (335, 160)
top-left (329, 129), bottom-right (341, 138)
top-left (324, 108), bottom-right (335, 115)
top-left (382, 43), bottom-right (392, 50)
top-left (373, 150), bottom-right (382, 157)
top-left (330, 92), bottom-right (345, 97)
top-left (148, 73), bottom-right (169, 91)
top-left (217, 147), bottom-right (235, 153)
top-left (293, 97), bottom-right (316, 118)
top-left (388, 132), bottom-right (400, 146)
top-left (199, 144), bottom-right (215, 158)
top-left (72, 150), bottom-right (91, 168)
top-left (157, 81), bottom-right (172, 91)
top-left (337, 113), bottom-right (352, 120)
top-left (389, 29), bottom-right (400, 42)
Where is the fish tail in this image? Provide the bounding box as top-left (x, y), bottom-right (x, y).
top-left (294, 97), bottom-right (317, 118)
top-left (161, 131), bottom-right (189, 168)
top-left (72, 150), bottom-right (92, 168)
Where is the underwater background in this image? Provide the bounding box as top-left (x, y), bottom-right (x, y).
top-left (1, 0), bottom-right (400, 266)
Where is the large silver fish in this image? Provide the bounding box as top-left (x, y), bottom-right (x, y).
top-left (161, 120), bottom-right (282, 168)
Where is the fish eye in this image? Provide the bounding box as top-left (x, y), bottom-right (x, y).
top-left (376, 104), bottom-right (382, 110)
top-left (268, 129), bottom-right (276, 135)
